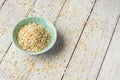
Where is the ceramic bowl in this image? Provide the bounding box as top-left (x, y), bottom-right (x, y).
top-left (12, 17), bottom-right (57, 55)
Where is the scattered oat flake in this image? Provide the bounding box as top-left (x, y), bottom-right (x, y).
top-left (0, 27), bottom-right (8, 36)
top-left (19, 74), bottom-right (24, 80)
top-left (77, 61), bottom-right (82, 64)
top-left (41, 67), bottom-right (47, 71)
top-left (18, 0), bottom-right (30, 6)
top-left (75, 75), bottom-right (79, 80)
top-left (70, 68), bottom-right (76, 72)
top-left (59, 64), bottom-right (66, 68)
top-left (80, 68), bottom-right (85, 72)
top-left (34, 68), bottom-right (40, 72)
top-left (8, 3), bottom-right (13, 8)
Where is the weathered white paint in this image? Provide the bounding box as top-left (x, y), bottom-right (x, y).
top-left (0, 0), bottom-right (96, 79)
top-left (0, 0), bottom-right (119, 80)
top-left (0, 0), bottom-right (36, 61)
top-left (28, 0), bottom-right (66, 24)
top-left (0, 0), bottom-right (66, 79)
top-left (98, 18), bottom-right (120, 80)
top-left (62, 0), bottom-right (120, 80)
top-left (27, 0), bottom-right (96, 80)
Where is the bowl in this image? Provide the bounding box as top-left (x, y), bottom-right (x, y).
top-left (12, 17), bottom-right (57, 55)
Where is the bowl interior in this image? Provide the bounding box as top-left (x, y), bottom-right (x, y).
top-left (13, 17), bottom-right (57, 55)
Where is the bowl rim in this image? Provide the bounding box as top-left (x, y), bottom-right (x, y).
top-left (12, 16), bottom-right (57, 55)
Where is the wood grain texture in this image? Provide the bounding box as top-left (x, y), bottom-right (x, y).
top-left (0, 0), bottom-right (119, 80)
top-left (97, 17), bottom-right (120, 80)
top-left (62, 0), bottom-right (120, 80)
top-left (0, 0), bottom-right (66, 79)
top-left (27, 0), bottom-right (96, 80)
top-left (0, 0), bottom-right (96, 79)
top-left (0, 0), bottom-right (36, 62)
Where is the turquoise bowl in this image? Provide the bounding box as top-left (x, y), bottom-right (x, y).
top-left (12, 17), bottom-right (57, 55)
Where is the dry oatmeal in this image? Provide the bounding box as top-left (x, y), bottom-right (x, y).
top-left (17, 23), bottom-right (51, 51)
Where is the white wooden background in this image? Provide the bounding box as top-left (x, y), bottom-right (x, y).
top-left (0, 0), bottom-right (120, 80)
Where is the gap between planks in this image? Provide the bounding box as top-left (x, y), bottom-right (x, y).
top-left (0, 0), bottom-right (7, 9)
top-left (0, 42), bottom-right (12, 64)
top-left (53, 0), bottom-right (67, 25)
top-left (60, 0), bottom-right (97, 79)
top-left (96, 14), bottom-right (120, 80)
top-left (0, 0), bottom-right (10, 64)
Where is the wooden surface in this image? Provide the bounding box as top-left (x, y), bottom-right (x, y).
top-left (0, 0), bottom-right (120, 80)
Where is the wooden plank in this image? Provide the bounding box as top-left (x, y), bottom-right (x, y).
top-left (28, 0), bottom-right (66, 23)
top-left (97, 17), bottom-right (120, 80)
top-left (0, 0), bottom-right (66, 79)
top-left (62, 0), bottom-right (120, 80)
top-left (0, 0), bottom-right (94, 80)
top-left (27, 0), bottom-right (96, 80)
top-left (0, 0), bottom-right (5, 8)
top-left (0, 0), bottom-right (36, 61)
